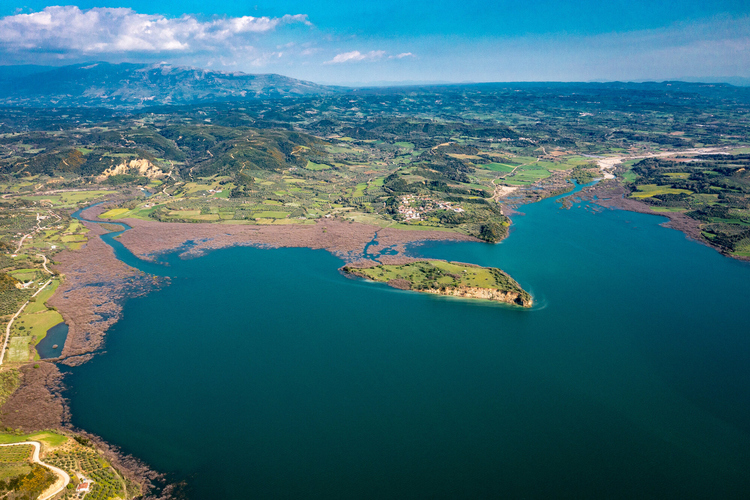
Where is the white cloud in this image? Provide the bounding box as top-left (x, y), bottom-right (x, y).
top-left (325, 50), bottom-right (386, 64)
top-left (0, 6), bottom-right (311, 54)
top-left (390, 52), bottom-right (414, 59)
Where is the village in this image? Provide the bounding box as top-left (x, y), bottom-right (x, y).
top-left (396, 194), bottom-right (465, 221)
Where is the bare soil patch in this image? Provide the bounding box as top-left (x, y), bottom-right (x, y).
top-left (387, 279), bottom-right (412, 290)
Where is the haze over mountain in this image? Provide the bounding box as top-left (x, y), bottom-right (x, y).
top-left (0, 62), bottom-right (336, 108)
top-left (1, 61), bottom-right (749, 110)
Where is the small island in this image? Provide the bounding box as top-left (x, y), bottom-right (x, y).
top-left (343, 260), bottom-right (533, 307)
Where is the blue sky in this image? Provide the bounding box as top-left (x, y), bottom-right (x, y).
top-left (1, 1), bottom-right (749, 84)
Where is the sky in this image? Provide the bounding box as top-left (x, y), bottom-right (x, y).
top-left (0, 1), bottom-right (749, 84)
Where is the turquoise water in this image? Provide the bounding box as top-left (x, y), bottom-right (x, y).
top-left (64, 194), bottom-right (750, 498)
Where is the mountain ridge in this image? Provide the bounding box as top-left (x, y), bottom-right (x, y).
top-left (0, 62), bottom-right (338, 108)
top-left (0, 61), bottom-right (747, 109)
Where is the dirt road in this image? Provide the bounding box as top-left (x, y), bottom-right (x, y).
top-left (0, 278), bottom-right (53, 365)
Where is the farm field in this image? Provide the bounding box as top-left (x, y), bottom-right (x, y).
top-left (8, 337), bottom-right (33, 362)
top-left (12, 308), bottom-right (63, 342)
top-left (630, 184), bottom-right (693, 198)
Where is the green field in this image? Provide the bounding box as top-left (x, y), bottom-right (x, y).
top-left (651, 207), bottom-right (688, 213)
top-left (60, 234), bottom-right (86, 243)
top-left (503, 167), bottom-right (553, 185)
top-left (254, 211), bottom-right (289, 219)
top-left (0, 463), bottom-right (32, 481)
top-left (100, 208), bottom-right (131, 218)
top-left (9, 270), bottom-right (37, 282)
top-left (13, 309), bottom-right (63, 343)
top-left (621, 171), bottom-right (638, 183)
top-left (305, 161), bottom-right (331, 171)
top-left (19, 190), bottom-right (115, 206)
top-left (630, 184), bottom-right (693, 198)
top-left (350, 261), bottom-right (501, 288)
top-left (24, 280), bottom-right (59, 314)
top-left (7, 337), bottom-right (32, 363)
top-left (183, 181), bottom-right (220, 194)
top-left (479, 163), bottom-right (516, 172)
top-left (0, 431), bottom-right (68, 447)
top-left (168, 210), bottom-right (201, 217)
top-left (536, 160), bottom-right (565, 170)
top-left (58, 190), bottom-right (115, 203)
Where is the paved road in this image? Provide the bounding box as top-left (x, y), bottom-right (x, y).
top-left (0, 441), bottom-right (70, 499)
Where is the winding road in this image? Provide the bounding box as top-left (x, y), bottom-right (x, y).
top-left (3, 208), bottom-right (58, 366)
top-left (0, 441), bottom-right (70, 499)
top-left (36, 254), bottom-right (52, 274)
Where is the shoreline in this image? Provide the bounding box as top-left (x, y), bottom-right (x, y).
top-left (55, 207), bottom-right (481, 362)
top-left (16, 168), bottom-right (744, 497)
top-left (0, 361), bottom-right (163, 496)
top-left (48, 219), bottom-right (164, 365)
top-left (584, 147), bottom-right (750, 262)
top-left (24, 209), bottom-right (493, 495)
top-left (61, 157), bottom-right (750, 368)
top-left (111, 213), bottom-right (480, 262)
top-left (574, 179), bottom-right (750, 262)
top-left (29, 154), bottom-right (744, 495)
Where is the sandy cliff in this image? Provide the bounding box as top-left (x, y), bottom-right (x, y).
top-left (422, 285), bottom-right (532, 307)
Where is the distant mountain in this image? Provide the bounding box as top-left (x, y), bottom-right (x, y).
top-left (0, 62), bottom-right (338, 108)
top-left (672, 76), bottom-right (750, 87)
top-left (0, 65), bottom-right (55, 81)
top-left (327, 79), bottom-right (455, 87)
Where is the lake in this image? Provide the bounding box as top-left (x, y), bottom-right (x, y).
top-left (64, 193), bottom-right (750, 498)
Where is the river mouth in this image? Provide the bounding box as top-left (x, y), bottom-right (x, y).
top-left (62, 193), bottom-right (750, 499)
